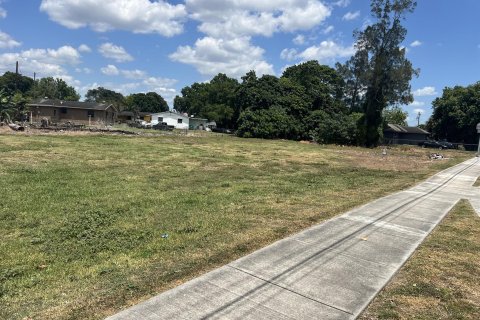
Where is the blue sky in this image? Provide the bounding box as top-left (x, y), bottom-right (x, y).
top-left (0, 0), bottom-right (479, 125)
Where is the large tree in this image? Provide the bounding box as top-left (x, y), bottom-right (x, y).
top-left (85, 87), bottom-right (125, 109)
top-left (125, 92), bottom-right (169, 113)
top-left (34, 77), bottom-right (80, 101)
top-left (383, 105), bottom-right (408, 126)
top-left (236, 73), bottom-right (309, 140)
top-left (426, 82), bottom-right (480, 148)
top-left (340, 0), bottom-right (418, 147)
top-left (0, 72), bottom-right (34, 95)
top-left (174, 73), bottom-right (239, 128)
top-left (282, 61), bottom-right (345, 113)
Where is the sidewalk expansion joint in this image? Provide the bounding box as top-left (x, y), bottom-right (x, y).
top-left (227, 265), bottom-right (354, 316)
top-left (329, 248), bottom-right (393, 268)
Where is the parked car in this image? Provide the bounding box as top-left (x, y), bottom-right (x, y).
top-left (128, 119), bottom-right (150, 128)
top-left (211, 127), bottom-right (233, 134)
top-left (153, 122), bottom-right (174, 131)
top-left (438, 140), bottom-right (456, 149)
top-left (418, 140), bottom-right (445, 149)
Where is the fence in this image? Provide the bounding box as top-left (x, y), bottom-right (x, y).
top-left (382, 137), bottom-right (479, 151)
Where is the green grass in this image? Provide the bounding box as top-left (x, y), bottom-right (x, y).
top-left (0, 133), bottom-right (472, 319)
top-left (359, 200), bottom-right (480, 320)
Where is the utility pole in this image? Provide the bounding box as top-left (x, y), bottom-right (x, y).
top-left (416, 111), bottom-right (422, 126)
top-left (33, 72), bottom-right (37, 99)
top-left (15, 61), bottom-right (19, 92)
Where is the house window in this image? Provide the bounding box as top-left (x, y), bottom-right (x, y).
top-left (61, 107), bottom-right (67, 114)
top-left (87, 110), bottom-right (95, 118)
top-left (178, 119), bottom-right (183, 124)
top-left (53, 109), bottom-right (57, 116)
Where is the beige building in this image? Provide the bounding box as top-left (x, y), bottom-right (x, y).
top-left (27, 99), bottom-right (117, 125)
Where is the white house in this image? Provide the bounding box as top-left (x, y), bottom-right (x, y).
top-left (149, 111), bottom-right (190, 129)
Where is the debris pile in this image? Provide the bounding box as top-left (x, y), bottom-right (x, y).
top-left (430, 153), bottom-right (444, 160)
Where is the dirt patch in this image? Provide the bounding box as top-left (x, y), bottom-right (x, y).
top-left (0, 124), bottom-right (13, 134)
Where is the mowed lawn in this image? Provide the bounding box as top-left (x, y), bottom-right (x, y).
top-left (0, 132), bottom-right (472, 319)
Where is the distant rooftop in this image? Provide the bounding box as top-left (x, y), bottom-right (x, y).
top-left (385, 124), bottom-right (430, 135)
top-left (27, 99), bottom-right (116, 111)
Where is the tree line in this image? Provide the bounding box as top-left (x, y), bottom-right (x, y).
top-left (0, 72), bottom-right (169, 124)
top-left (175, 0), bottom-right (419, 146)
top-left (3, 1), bottom-right (477, 147)
top-left (0, 0), bottom-right (419, 147)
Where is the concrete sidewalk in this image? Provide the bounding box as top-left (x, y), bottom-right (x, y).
top-left (107, 158), bottom-right (480, 320)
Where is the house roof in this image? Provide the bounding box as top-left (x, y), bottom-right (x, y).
top-left (118, 111), bottom-right (150, 117)
top-left (385, 124), bottom-right (430, 135)
top-left (27, 99), bottom-right (117, 112)
top-left (151, 111), bottom-right (190, 119)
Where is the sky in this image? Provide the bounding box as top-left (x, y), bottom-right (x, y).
top-left (0, 0), bottom-right (479, 125)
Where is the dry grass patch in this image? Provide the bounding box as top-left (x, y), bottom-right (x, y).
top-left (360, 200), bottom-right (480, 320)
top-left (0, 133), bottom-right (474, 320)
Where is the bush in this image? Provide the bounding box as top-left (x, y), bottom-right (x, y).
top-left (308, 111), bottom-right (362, 145)
top-left (237, 106), bottom-right (304, 140)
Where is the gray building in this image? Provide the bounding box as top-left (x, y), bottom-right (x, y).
top-left (383, 124), bottom-right (430, 145)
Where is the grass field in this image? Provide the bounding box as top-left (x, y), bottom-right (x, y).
top-left (360, 200), bottom-right (480, 320)
top-left (0, 131), bottom-right (473, 319)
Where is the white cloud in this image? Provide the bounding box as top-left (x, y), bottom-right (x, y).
top-left (280, 48), bottom-right (298, 61)
top-left (75, 67), bottom-right (92, 74)
top-left (81, 76), bottom-right (178, 106)
top-left (293, 35), bottom-right (305, 45)
top-left (170, 36), bottom-right (274, 78)
top-left (342, 11), bottom-right (360, 21)
top-left (410, 40), bottom-right (422, 47)
top-left (170, 1), bottom-right (331, 77)
top-left (414, 86), bottom-right (438, 97)
top-left (187, 0), bottom-right (331, 38)
top-left (0, 7), bottom-right (6, 19)
top-left (296, 41), bottom-right (355, 63)
top-left (40, 0), bottom-right (187, 37)
top-left (89, 68), bottom-right (178, 105)
top-left (0, 52), bottom-right (64, 76)
top-left (334, 0), bottom-right (350, 7)
top-left (410, 101), bottom-right (425, 107)
top-left (100, 64), bottom-right (147, 80)
top-left (25, 46), bottom-right (81, 65)
top-left (78, 44), bottom-right (91, 52)
top-left (143, 83), bottom-right (177, 105)
top-left (0, 46), bottom-right (83, 88)
top-left (0, 31), bottom-right (21, 49)
top-left (323, 25), bottom-right (334, 34)
top-left (414, 108), bottom-right (425, 114)
top-left (101, 64), bottom-right (120, 76)
top-left (100, 64), bottom-right (176, 86)
top-left (121, 69), bottom-right (147, 79)
top-left (99, 43), bottom-right (133, 62)
top-left (361, 18), bottom-right (372, 30)
top-left (143, 76), bottom-right (177, 88)
top-left (278, 1), bottom-right (331, 32)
